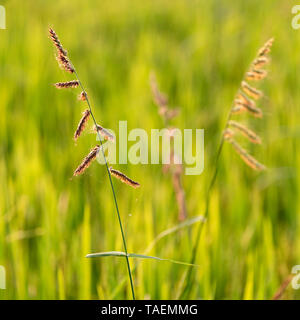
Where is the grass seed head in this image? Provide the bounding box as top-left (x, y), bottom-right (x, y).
top-left (226, 138), bottom-right (266, 171)
top-left (228, 120), bottom-right (262, 144)
top-left (49, 28), bottom-right (68, 57)
top-left (241, 81), bottom-right (262, 100)
top-left (78, 91), bottom-right (87, 101)
top-left (109, 167), bottom-right (140, 189)
top-left (74, 110), bottom-right (91, 140)
top-left (234, 99), bottom-right (263, 118)
top-left (74, 145), bottom-right (100, 176)
top-left (54, 80), bottom-right (79, 89)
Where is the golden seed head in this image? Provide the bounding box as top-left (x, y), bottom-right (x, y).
top-left (234, 99), bottom-right (263, 118)
top-left (241, 81), bottom-right (263, 100)
top-left (257, 38), bottom-right (274, 57)
top-left (226, 138), bottom-right (266, 171)
top-left (228, 120), bottom-right (262, 144)
top-left (246, 69), bottom-right (267, 81)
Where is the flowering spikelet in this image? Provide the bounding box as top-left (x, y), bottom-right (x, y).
top-left (94, 124), bottom-right (115, 142)
top-left (49, 28), bottom-right (74, 73)
top-left (223, 128), bottom-right (235, 139)
top-left (234, 99), bottom-right (263, 118)
top-left (231, 105), bottom-right (245, 115)
top-left (109, 167), bottom-right (140, 189)
top-left (244, 38), bottom-right (273, 82)
top-left (74, 110), bottom-right (90, 140)
top-left (74, 145), bottom-right (100, 176)
top-left (228, 120), bottom-right (261, 144)
top-left (54, 80), bottom-right (79, 89)
top-left (257, 38), bottom-right (274, 57)
top-left (78, 91), bottom-right (87, 101)
top-left (56, 53), bottom-right (75, 73)
top-left (225, 137), bottom-right (266, 171)
top-left (49, 28), bottom-right (68, 57)
top-left (226, 38), bottom-right (273, 171)
top-left (246, 69), bottom-right (267, 81)
top-left (253, 57), bottom-right (269, 69)
top-left (241, 81), bottom-right (262, 100)
top-left (237, 91), bottom-right (255, 106)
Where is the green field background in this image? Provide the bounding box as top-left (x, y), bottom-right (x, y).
top-left (0, 0), bottom-right (300, 299)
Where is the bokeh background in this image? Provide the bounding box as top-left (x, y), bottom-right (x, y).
top-left (0, 0), bottom-right (300, 299)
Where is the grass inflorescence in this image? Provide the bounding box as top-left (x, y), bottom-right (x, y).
top-left (178, 38), bottom-right (274, 299)
top-left (49, 27), bottom-right (137, 300)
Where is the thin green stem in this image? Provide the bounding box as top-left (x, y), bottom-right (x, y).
top-left (73, 69), bottom-right (135, 300)
top-left (178, 110), bottom-right (233, 299)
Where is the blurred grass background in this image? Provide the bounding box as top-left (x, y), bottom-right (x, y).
top-left (0, 0), bottom-right (300, 299)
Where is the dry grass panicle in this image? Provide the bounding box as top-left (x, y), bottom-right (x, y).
top-left (224, 38), bottom-right (274, 170)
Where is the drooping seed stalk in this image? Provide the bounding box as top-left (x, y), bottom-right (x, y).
top-left (179, 38), bottom-right (273, 298)
top-left (178, 38), bottom-right (273, 299)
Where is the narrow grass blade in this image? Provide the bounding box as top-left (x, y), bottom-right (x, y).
top-left (109, 214), bottom-right (205, 299)
top-left (86, 251), bottom-right (126, 258)
top-left (86, 252), bottom-right (200, 267)
top-left (128, 253), bottom-right (200, 267)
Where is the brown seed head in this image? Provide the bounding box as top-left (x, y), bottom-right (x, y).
top-left (49, 28), bottom-right (68, 57)
top-left (74, 110), bottom-right (91, 140)
top-left (78, 91), bottom-right (87, 101)
top-left (74, 145), bottom-right (100, 176)
top-left (54, 80), bottom-right (79, 89)
top-left (109, 167), bottom-right (140, 189)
